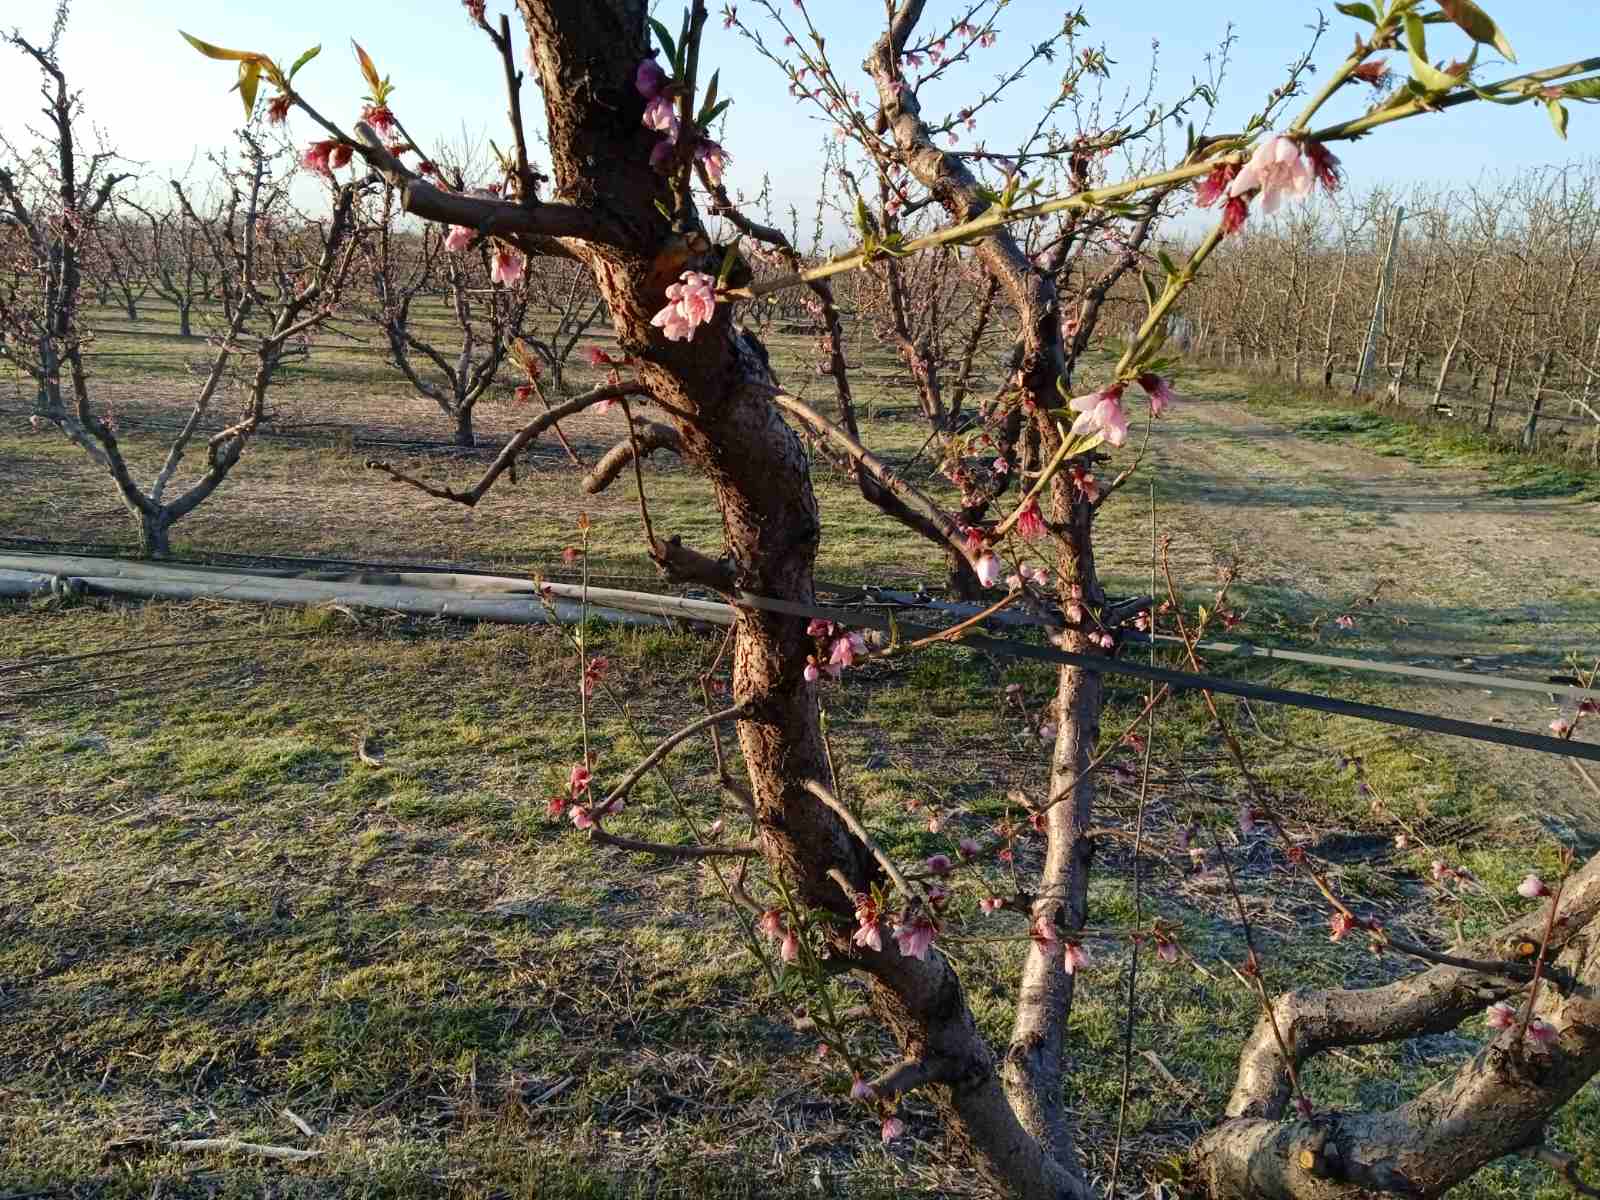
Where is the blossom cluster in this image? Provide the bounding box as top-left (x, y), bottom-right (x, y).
top-left (803, 618), bottom-right (870, 682)
top-left (636, 57), bottom-right (729, 184)
top-left (1067, 373), bottom-right (1177, 447)
top-left (1195, 134), bottom-right (1342, 234)
top-left (650, 270), bottom-right (719, 342)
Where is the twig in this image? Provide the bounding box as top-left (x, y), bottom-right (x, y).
top-left (1522, 1144), bottom-right (1600, 1199)
top-left (365, 382), bottom-right (649, 507)
top-left (170, 1138), bottom-right (319, 1161)
top-left (803, 778), bottom-right (914, 900)
top-left (594, 702), bottom-right (751, 813)
top-left (587, 825), bottom-right (758, 859)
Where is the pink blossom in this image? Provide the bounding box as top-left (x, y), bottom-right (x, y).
top-left (1295, 1095), bottom-right (1314, 1120)
top-left (829, 631), bottom-right (868, 670)
top-left (925, 853), bottom-right (952, 876)
top-left (757, 909), bottom-right (785, 939)
top-left (642, 93), bottom-right (679, 135)
top-left (1137, 373), bottom-right (1176, 417)
top-left (956, 23), bottom-right (976, 38)
top-left (780, 928), bottom-right (800, 963)
top-left (329, 143), bottom-right (353, 169)
top-left (1527, 1018), bottom-right (1558, 1046)
top-left (360, 103), bottom-right (396, 136)
top-left (1155, 936), bottom-right (1179, 964)
top-left (806, 618), bottom-right (834, 637)
top-left (850, 1076), bottom-right (875, 1102)
top-left (570, 805), bottom-right (594, 829)
top-left (1017, 498), bottom-right (1046, 540)
top-left (1550, 717), bottom-right (1573, 737)
top-left (1238, 803), bottom-right (1258, 836)
top-left (928, 41), bottom-right (946, 63)
top-left (1006, 573), bottom-right (1024, 591)
top-left (301, 140), bottom-right (337, 176)
top-left (1038, 721), bottom-right (1057, 742)
top-left (649, 138), bottom-right (678, 172)
top-left (650, 270), bottom-right (718, 342)
top-left (1485, 1002), bottom-right (1517, 1031)
top-left (463, 0), bottom-right (486, 20)
top-left (1068, 383), bottom-right (1129, 447)
top-left (975, 553), bottom-right (1002, 589)
top-left (1221, 196), bottom-right (1249, 234)
top-left (1394, 834), bottom-right (1410, 849)
top-left (881, 1116), bottom-right (906, 1143)
top-left (695, 139), bottom-right (730, 186)
top-left (1063, 941), bottom-right (1090, 975)
top-left (1335, 615), bottom-right (1356, 630)
top-left (979, 31), bottom-right (996, 48)
top-left (569, 764), bottom-right (591, 796)
top-left (852, 918), bottom-right (883, 953)
top-left (1305, 141), bottom-right (1342, 194)
top-left (1227, 134), bottom-right (1314, 216)
top-left (1194, 162), bottom-right (1240, 208)
top-left (444, 225), bottom-right (474, 252)
top-left (1329, 911), bottom-right (1356, 942)
top-left (979, 896), bottom-right (1003, 914)
top-left (1031, 915), bottom-right (1060, 949)
top-left (993, 456), bottom-right (1010, 474)
top-left (1518, 874), bottom-right (1551, 899)
top-left (635, 57), bottom-right (667, 99)
top-left (491, 247), bottom-right (524, 285)
top-left (707, 818), bottom-right (724, 836)
top-left (803, 659), bottom-right (820, 683)
top-left (892, 915), bottom-right (937, 960)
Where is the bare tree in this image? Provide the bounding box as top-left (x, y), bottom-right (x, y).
top-left (361, 148), bottom-right (535, 447)
top-left (1, 13), bottom-right (362, 555)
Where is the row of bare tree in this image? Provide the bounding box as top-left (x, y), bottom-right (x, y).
top-left (1181, 162), bottom-right (1600, 459)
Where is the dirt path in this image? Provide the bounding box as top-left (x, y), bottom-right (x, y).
top-left (1097, 388), bottom-right (1600, 838)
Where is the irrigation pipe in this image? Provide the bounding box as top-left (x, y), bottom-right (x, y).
top-left (3, 550), bottom-right (1597, 765)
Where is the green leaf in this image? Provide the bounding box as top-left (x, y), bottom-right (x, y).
top-left (648, 19), bottom-right (678, 72)
top-left (1140, 271), bottom-right (1159, 312)
top-left (1402, 12), bottom-right (1461, 91)
top-left (236, 59), bottom-right (261, 118)
top-left (288, 44), bottom-right (321, 82)
top-left (1546, 97), bottom-right (1569, 139)
top-left (697, 70), bottom-right (720, 128)
top-left (179, 31), bottom-right (264, 63)
top-left (853, 194), bottom-right (871, 236)
top-left (351, 39), bottom-right (384, 98)
top-left (1436, 0), bottom-right (1515, 62)
top-left (1156, 248), bottom-right (1178, 278)
top-left (1561, 77), bottom-right (1600, 102)
top-left (700, 98), bottom-right (732, 126)
top-left (1334, 2), bottom-right (1379, 24)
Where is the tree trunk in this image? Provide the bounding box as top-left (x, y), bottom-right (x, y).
top-left (178, 300), bottom-right (193, 339)
top-left (1520, 348), bottom-right (1554, 451)
top-left (453, 404), bottom-right (476, 449)
top-left (137, 508), bottom-right (172, 558)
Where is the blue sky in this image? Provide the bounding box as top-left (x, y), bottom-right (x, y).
top-left (3, 0), bottom-right (1593, 223)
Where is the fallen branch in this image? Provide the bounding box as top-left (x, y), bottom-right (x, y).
top-left (171, 1137), bottom-right (319, 1161)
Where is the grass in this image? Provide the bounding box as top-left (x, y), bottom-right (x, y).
top-left (2, 303), bottom-right (1598, 1197)
top-left (1258, 393), bottom-right (1600, 503)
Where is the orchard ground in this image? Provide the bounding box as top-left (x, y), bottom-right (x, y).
top-left (1, 300), bottom-right (1597, 1198)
